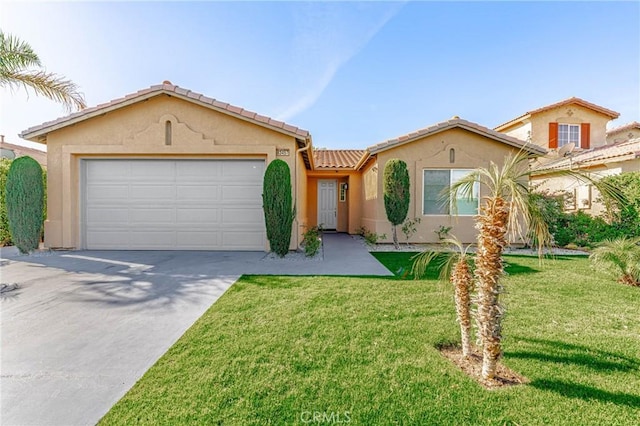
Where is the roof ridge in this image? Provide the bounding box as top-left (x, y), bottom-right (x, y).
top-left (21, 82), bottom-right (310, 140)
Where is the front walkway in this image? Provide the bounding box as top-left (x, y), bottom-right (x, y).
top-left (0, 233), bottom-right (391, 425)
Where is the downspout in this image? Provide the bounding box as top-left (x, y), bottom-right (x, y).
top-left (294, 136), bottom-right (312, 247)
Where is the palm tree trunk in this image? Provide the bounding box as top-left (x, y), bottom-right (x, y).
top-left (452, 258), bottom-right (473, 357)
top-left (475, 197), bottom-right (509, 380)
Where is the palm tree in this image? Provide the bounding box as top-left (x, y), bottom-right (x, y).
top-left (412, 237), bottom-right (475, 357)
top-left (589, 237), bottom-right (640, 287)
top-left (0, 30), bottom-right (86, 111)
top-left (449, 150), bottom-right (623, 380)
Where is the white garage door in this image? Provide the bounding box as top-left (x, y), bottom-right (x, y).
top-left (83, 159), bottom-right (266, 250)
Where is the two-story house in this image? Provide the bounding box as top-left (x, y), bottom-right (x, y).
top-left (495, 97), bottom-right (639, 216)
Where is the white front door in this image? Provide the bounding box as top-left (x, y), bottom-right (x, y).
top-left (318, 180), bottom-right (337, 229)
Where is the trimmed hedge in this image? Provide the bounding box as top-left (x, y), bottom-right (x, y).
top-left (0, 158), bottom-right (11, 245)
top-left (383, 159), bottom-right (410, 247)
top-left (6, 156), bottom-right (44, 253)
top-left (262, 159), bottom-right (294, 257)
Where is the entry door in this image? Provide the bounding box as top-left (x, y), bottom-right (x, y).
top-left (318, 180), bottom-right (337, 229)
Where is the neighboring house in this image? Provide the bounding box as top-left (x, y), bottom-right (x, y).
top-left (494, 97), bottom-right (619, 153)
top-left (606, 121), bottom-right (640, 144)
top-left (20, 82), bottom-right (545, 251)
top-left (0, 136), bottom-right (47, 167)
top-left (496, 97), bottom-right (638, 216)
top-left (530, 138), bottom-right (640, 216)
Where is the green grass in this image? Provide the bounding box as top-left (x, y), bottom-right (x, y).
top-left (100, 255), bottom-right (640, 425)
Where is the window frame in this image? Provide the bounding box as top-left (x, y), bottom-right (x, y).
top-left (422, 168), bottom-right (479, 216)
top-left (558, 123), bottom-right (580, 147)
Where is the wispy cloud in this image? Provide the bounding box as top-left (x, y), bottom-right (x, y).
top-left (277, 2), bottom-right (405, 121)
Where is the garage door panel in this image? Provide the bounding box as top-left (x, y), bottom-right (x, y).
top-left (176, 161), bottom-right (222, 180)
top-left (176, 231), bottom-right (220, 248)
top-left (222, 208), bottom-right (263, 225)
top-left (129, 231), bottom-right (176, 247)
top-left (176, 208), bottom-right (220, 224)
top-left (130, 209), bottom-right (176, 224)
top-left (222, 231), bottom-right (265, 248)
top-left (84, 160), bottom-right (265, 250)
top-left (130, 161), bottom-right (175, 180)
top-left (130, 185), bottom-right (176, 200)
top-left (222, 185), bottom-right (262, 201)
top-left (87, 208), bottom-right (129, 224)
top-left (87, 184), bottom-right (129, 201)
top-left (176, 185), bottom-right (220, 201)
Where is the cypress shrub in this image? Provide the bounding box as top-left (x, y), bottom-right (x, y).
top-left (0, 158), bottom-right (12, 246)
top-left (262, 159), bottom-right (294, 257)
top-left (383, 159), bottom-right (410, 248)
top-left (6, 156), bottom-right (44, 253)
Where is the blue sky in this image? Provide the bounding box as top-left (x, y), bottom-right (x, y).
top-left (2, 1), bottom-right (639, 150)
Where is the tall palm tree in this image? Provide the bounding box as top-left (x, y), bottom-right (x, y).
top-left (449, 150), bottom-right (623, 380)
top-left (412, 237), bottom-right (475, 357)
top-left (0, 30), bottom-right (86, 111)
top-left (589, 237), bottom-right (640, 287)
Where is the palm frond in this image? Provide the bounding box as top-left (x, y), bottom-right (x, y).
top-left (0, 30), bottom-right (41, 72)
top-left (1, 69), bottom-right (86, 111)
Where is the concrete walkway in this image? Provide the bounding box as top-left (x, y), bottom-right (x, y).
top-left (0, 233), bottom-right (391, 426)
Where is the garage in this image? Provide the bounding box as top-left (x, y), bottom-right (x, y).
top-left (83, 159), bottom-right (266, 250)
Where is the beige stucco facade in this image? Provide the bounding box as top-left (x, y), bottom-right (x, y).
top-left (499, 104), bottom-right (611, 151)
top-left (39, 95), bottom-right (305, 250)
top-left (21, 83), bottom-right (554, 251)
top-left (358, 128), bottom-right (529, 244)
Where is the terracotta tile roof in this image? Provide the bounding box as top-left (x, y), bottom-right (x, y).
top-left (312, 149), bottom-right (366, 169)
top-left (368, 117), bottom-right (547, 156)
top-left (494, 97), bottom-right (620, 131)
top-left (20, 82), bottom-right (311, 141)
top-left (0, 140), bottom-right (47, 167)
top-left (607, 121), bottom-right (640, 135)
top-left (533, 138), bottom-right (640, 172)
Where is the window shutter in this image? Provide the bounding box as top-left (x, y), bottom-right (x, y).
top-left (580, 123), bottom-right (590, 149)
top-left (549, 123), bottom-right (558, 148)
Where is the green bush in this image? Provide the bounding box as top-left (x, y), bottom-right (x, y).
top-left (6, 156), bottom-right (44, 253)
top-left (262, 159), bottom-right (294, 257)
top-left (302, 226), bottom-right (321, 257)
top-left (0, 158), bottom-right (12, 245)
top-left (383, 159), bottom-right (410, 247)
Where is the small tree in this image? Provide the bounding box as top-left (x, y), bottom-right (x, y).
top-left (412, 237), bottom-right (475, 357)
top-left (383, 159), bottom-right (410, 249)
top-left (262, 159), bottom-right (294, 257)
top-left (589, 237), bottom-right (640, 287)
top-left (6, 156), bottom-right (44, 253)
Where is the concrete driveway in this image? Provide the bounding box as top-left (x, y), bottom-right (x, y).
top-left (1, 235), bottom-right (392, 425)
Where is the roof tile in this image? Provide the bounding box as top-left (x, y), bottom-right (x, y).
top-left (313, 149), bottom-right (367, 169)
top-left (20, 82), bottom-right (311, 140)
top-left (534, 138), bottom-right (640, 171)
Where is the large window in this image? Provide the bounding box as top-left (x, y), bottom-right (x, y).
top-left (423, 169), bottom-right (479, 215)
top-left (558, 124), bottom-right (580, 147)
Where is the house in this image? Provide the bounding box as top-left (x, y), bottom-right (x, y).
top-left (494, 97), bottom-right (620, 153)
top-left (0, 135), bottom-right (47, 167)
top-left (606, 121), bottom-right (640, 144)
top-left (496, 97), bottom-right (638, 216)
top-left (20, 82), bottom-right (545, 251)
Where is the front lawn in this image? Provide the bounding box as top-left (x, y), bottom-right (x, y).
top-left (100, 255), bottom-right (640, 425)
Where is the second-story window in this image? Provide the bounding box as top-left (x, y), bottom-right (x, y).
top-left (558, 124), bottom-right (580, 147)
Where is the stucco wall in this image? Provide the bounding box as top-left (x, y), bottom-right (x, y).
top-left (305, 171), bottom-right (361, 233)
top-left (529, 105), bottom-right (611, 150)
top-left (364, 128), bottom-right (526, 244)
top-left (43, 95), bottom-right (301, 250)
top-left (607, 128), bottom-right (640, 144)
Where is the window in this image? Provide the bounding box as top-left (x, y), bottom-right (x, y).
top-left (558, 124), bottom-right (580, 147)
top-left (423, 169), bottom-right (479, 215)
